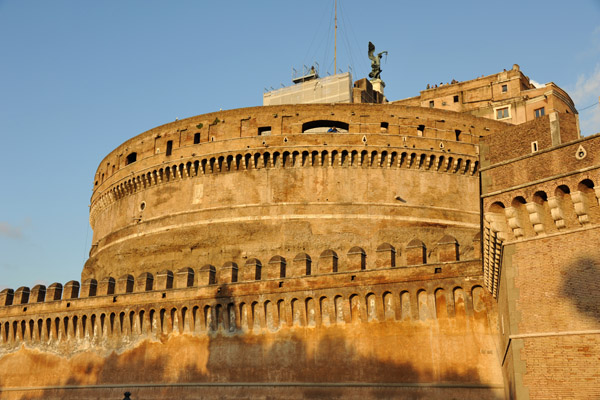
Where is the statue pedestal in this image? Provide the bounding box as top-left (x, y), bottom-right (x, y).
top-left (371, 79), bottom-right (385, 95)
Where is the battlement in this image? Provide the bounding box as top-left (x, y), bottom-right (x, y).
top-left (480, 132), bottom-right (600, 296)
top-left (0, 241), bottom-right (486, 357)
top-left (91, 104), bottom-right (507, 196)
top-left (89, 146), bottom-right (481, 231)
top-left (5, 234), bottom-right (482, 308)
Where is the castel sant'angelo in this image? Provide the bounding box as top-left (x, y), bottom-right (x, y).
top-left (1, 48), bottom-right (599, 399)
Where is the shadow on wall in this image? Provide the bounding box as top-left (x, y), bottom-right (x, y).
top-left (561, 257), bottom-right (600, 323)
top-left (4, 283), bottom-right (503, 400)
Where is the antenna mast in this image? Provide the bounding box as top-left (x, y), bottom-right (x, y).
top-left (334, 0), bottom-right (337, 75)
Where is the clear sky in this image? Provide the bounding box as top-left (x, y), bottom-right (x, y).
top-left (1, 0), bottom-right (599, 290)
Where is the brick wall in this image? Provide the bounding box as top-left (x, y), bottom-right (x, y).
top-left (481, 113), bottom-right (580, 166)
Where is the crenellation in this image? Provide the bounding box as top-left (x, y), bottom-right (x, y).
top-left (116, 275), bottom-right (134, 294)
top-left (0, 289), bottom-right (14, 307)
top-left (30, 284), bottom-right (46, 303)
top-left (218, 262), bottom-right (238, 284)
top-left (241, 259), bottom-right (261, 281)
top-left (98, 277), bottom-right (115, 296)
top-left (290, 253), bottom-right (311, 277)
top-left (14, 287), bottom-right (29, 305)
top-left (198, 264), bottom-right (216, 285)
top-left (406, 239), bottom-right (426, 265)
top-left (64, 281), bottom-right (80, 299)
top-left (80, 278), bottom-right (97, 298)
top-left (175, 267), bottom-right (194, 288)
top-left (135, 272), bottom-right (153, 292)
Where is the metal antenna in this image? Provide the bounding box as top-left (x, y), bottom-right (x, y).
top-left (334, 0), bottom-right (337, 76)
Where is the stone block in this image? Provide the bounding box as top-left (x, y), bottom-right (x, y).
top-left (198, 265), bottom-right (216, 286)
top-left (64, 281), bottom-right (80, 299)
top-left (116, 275), bottom-right (134, 294)
top-left (241, 259), bottom-right (261, 281)
top-left (176, 267), bottom-right (194, 288)
top-left (218, 262), bottom-right (238, 284)
top-left (318, 250), bottom-right (338, 273)
top-left (346, 247), bottom-right (366, 271)
top-left (46, 283), bottom-right (63, 301)
top-left (135, 273), bottom-right (153, 292)
top-left (406, 239), bottom-right (426, 265)
top-left (30, 285), bottom-right (46, 303)
top-left (155, 270), bottom-right (174, 290)
top-left (14, 287), bottom-right (30, 305)
top-left (81, 279), bottom-right (97, 297)
top-left (266, 256), bottom-right (286, 279)
top-left (98, 277), bottom-right (115, 296)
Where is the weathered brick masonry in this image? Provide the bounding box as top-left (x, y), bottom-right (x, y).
top-left (481, 114), bottom-right (600, 399)
top-left (0, 78), bottom-right (597, 399)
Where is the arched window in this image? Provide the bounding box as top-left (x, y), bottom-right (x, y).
top-left (302, 120), bottom-right (349, 133)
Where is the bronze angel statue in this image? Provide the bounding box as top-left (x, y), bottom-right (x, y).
top-left (368, 41), bottom-right (387, 80)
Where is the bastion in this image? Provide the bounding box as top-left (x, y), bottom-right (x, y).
top-left (86, 103), bottom-right (507, 282)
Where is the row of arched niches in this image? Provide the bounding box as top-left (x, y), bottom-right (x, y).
top-left (0, 281), bottom-right (488, 350)
top-left (89, 148), bottom-right (479, 228)
top-left (1, 235), bottom-right (481, 308)
top-left (482, 176), bottom-right (600, 297)
top-left (486, 178), bottom-right (600, 240)
top-left (0, 237), bottom-right (488, 349)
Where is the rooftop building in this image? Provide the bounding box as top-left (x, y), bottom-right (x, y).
top-left (394, 63), bottom-right (578, 127)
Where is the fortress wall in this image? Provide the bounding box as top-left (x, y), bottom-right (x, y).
top-left (481, 133), bottom-right (600, 399)
top-left (85, 104), bottom-right (501, 281)
top-left (480, 112), bottom-right (580, 166)
top-left (481, 135), bottom-right (600, 243)
top-left (89, 143), bottom-right (482, 235)
top-left (0, 256), bottom-right (504, 399)
top-left (86, 150), bottom-right (482, 280)
top-left (91, 104), bottom-right (507, 195)
top-left (496, 225), bottom-right (600, 400)
top-left (3, 245), bottom-right (484, 312)
top-left (0, 104), bottom-right (516, 399)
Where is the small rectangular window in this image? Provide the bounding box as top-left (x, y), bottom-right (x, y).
top-left (429, 100), bottom-right (434, 108)
top-left (501, 84), bottom-right (508, 93)
top-left (193, 133), bottom-right (200, 144)
top-left (126, 152), bottom-right (137, 165)
top-left (453, 95), bottom-right (459, 103)
top-left (534, 107), bottom-right (545, 118)
top-left (531, 141), bottom-right (539, 153)
top-left (258, 126), bottom-right (271, 136)
top-left (166, 140), bottom-right (173, 156)
top-left (496, 107), bottom-right (509, 119)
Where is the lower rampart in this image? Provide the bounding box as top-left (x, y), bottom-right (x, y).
top-left (0, 255), bottom-right (503, 399)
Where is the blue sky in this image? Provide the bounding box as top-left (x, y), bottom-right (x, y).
top-left (1, 0), bottom-right (599, 290)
